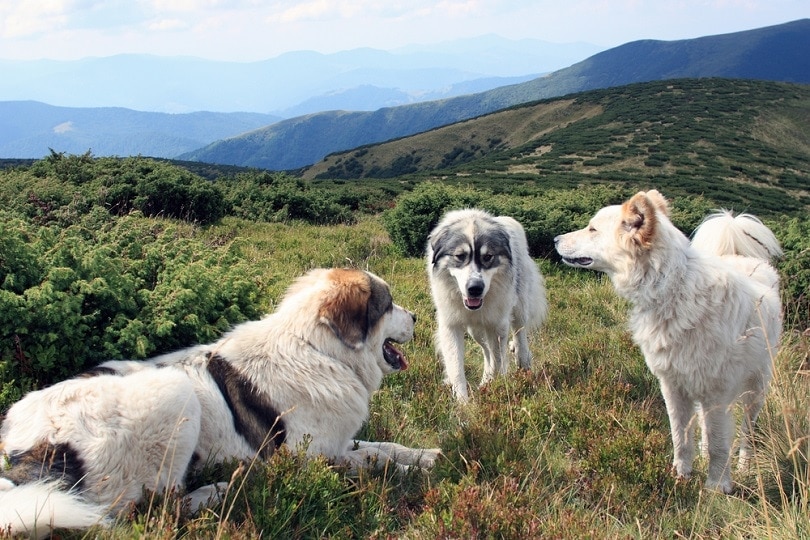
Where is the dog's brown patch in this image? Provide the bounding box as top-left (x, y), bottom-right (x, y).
top-left (1, 441), bottom-right (86, 488)
top-left (206, 354), bottom-right (286, 457)
top-left (621, 191), bottom-right (659, 249)
top-left (319, 269), bottom-right (392, 349)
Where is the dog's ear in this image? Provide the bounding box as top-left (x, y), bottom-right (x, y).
top-left (620, 191), bottom-right (659, 249)
top-left (318, 269), bottom-right (373, 349)
top-left (428, 228), bottom-right (449, 266)
top-left (366, 277), bottom-right (393, 331)
top-left (645, 189), bottom-right (670, 216)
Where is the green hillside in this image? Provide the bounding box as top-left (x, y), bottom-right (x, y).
top-left (304, 78), bottom-right (810, 216)
top-left (184, 20), bottom-right (810, 170)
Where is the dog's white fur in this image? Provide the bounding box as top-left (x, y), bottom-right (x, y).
top-left (427, 209), bottom-right (547, 401)
top-left (0, 268), bottom-right (440, 537)
top-left (555, 190), bottom-right (782, 493)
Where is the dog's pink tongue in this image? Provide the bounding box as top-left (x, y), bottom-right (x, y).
top-left (384, 341), bottom-right (409, 370)
top-left (465, 297), bottom-right (482, 308)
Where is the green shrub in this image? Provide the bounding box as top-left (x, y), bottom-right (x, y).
top-left (382, 182), bottom-right (483, 257)
top-left (778, 216), bottom-right (810, 330)
top-left (223, 172), bottom-right (354, 225)
top-left (0, 213), bottom-right (261, 398)
top-left (6, 154), bottom-right (227, 225)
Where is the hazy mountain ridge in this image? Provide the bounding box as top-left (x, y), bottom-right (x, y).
top-left (0, 36), bottom-right (600, 114)
top-left (0, 101), bottom-right (280, 159)
top-left (183, 19), bottom-right (810, 170)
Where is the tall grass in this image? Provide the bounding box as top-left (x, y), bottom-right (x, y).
top-left (63, 217), bottom-right (810, 538)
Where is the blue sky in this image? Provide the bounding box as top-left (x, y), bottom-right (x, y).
top-left (0, 0), bottom-right (807, 61)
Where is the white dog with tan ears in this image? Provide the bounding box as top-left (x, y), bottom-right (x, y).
top-left (555, 190), bottom-right (782, 493)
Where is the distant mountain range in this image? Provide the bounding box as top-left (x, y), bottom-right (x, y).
top-left (1, 20), bottom-right (808, 166)
top-left (0, 102), bottom-right (279, 158)
top-left (0, 35), bottom-right (601, 115)
top-left (181, 19), bottom-right (810, 170)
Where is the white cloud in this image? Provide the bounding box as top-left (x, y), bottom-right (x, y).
top-left (267, 0), bottom-right (359, 23)
top-left (264, 0), bottom-right (486, 24)
top-left (0, 0), bottom-right (72, 38)
top-left (0, 0), bottom-right (806, 61)
top-left (147, 18), bottom-right (189, 31)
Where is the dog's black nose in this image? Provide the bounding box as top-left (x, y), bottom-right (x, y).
top-left (467, 282), bottom-right (484, 297)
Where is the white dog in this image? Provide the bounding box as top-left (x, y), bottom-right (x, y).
top-left (555, 190), bottom-right (782, 493)
top-left (0, 268), bottom-right (440, 537)
top-left (427, 209), bottom-right (548, 401)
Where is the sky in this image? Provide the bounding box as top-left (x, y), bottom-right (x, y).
top-left (0, 0), bottom-right (808, 62)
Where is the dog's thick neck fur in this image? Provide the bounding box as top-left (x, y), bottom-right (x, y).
top-left (610, 192), bottom-right (732, 355)
top-left (214, 271), bottom-right (387, 403)
top-left (610, 193), bottom-right (685, 299)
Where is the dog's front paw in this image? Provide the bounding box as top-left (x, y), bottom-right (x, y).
top-left (672, 460), bottom-right (692, 481)
top-left (704, 477), bottom-right (734, 494)
top-left (414, 448), bottom-right (442, 469)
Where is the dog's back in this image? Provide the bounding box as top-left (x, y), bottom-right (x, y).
top-left (494, 215), bottom-right (547, 331)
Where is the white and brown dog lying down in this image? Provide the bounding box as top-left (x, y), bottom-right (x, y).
top-left (0, 268), bottom-right (440, 537)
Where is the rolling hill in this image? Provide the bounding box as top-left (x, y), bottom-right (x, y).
top-left (182, 19), bottom-right (810, 170)
top-left (304, 78), bottom-right (810, 215)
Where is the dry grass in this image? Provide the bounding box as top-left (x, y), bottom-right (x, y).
top-left (55, 218), bottom-right (810, 539)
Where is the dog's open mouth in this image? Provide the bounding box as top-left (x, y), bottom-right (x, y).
top-left (464, 297), bottom-right (483, 310)
top-left (562, 256), bottom-right (593, 267)
top-left (383, 339), bottom-right (408, 371)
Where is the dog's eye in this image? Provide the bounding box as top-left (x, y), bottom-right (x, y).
top-left (588, 226), bottom-right (597, 233)
top-left (481, 253), bottom-right (494, 263)
top-left (454, 253), bottom-right (467, 261)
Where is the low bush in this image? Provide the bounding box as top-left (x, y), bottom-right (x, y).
top-left (0, 211), bottom-right (260, 398)
top-left (381, 182), bottom-right (483, 257)
top-left (383, 183), bottom-right (717, 258)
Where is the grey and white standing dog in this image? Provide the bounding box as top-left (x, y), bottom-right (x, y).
top-left (427, 209), bottom-right (547, 401)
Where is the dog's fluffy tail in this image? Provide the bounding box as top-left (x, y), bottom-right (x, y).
top-left (0, 481), bottom-right (109, 538)
top-left (691, 210), bottom-right (782, 260)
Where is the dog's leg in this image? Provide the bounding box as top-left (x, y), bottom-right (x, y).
top-left (738, 375), bottom-right (768, 469)
top-left (494, 325), bottom-right (510, 376)
top-left (477, 325), bottom-right (509, 387)
top-left (511, 324), bottom-right (532, 370)
top-left (349, 441), bottom-right (441, 471)
top-left (701, 400), bottom-right (735, 494)
top-left (659, 378), bottom-right (697, 481)
top-left (437, 324), bottom-right (469, 401)
top-left (186, 482), bottom-right (229, 513)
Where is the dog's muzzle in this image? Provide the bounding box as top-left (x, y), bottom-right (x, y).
top-left (464, 273), bottom-right (485, 310)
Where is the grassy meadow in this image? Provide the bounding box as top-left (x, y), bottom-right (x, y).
top-left (82, 214), bottom-right (810, 539)
top-left (1, 77), bottom-right (808, 538)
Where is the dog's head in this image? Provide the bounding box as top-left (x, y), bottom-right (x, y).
top-left (554, 190), bottom-right (671, 276)
top-left (283, 268), bottom-right (414, 375)
top-left (428, 210), bottom-right (512, 311)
